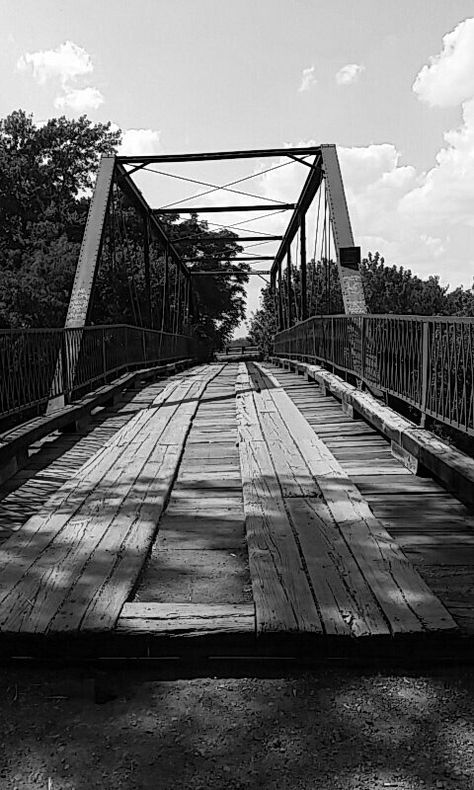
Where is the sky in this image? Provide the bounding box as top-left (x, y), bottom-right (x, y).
top-left (2, 0), bottom-right (474, 335)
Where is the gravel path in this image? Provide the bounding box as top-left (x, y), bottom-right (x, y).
top-left (1, 667), bottom-right (474, 789)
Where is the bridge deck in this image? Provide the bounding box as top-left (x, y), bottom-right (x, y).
top-left (0, 362), bottom-right (473, 662)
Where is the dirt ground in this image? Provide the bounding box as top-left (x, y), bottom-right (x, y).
top-left (2, 665), bottom-right (474, 790)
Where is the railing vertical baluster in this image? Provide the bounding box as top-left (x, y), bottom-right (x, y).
top-left (360, 314), bottom-right (366, 387)
top-left (102, 328), bottom-right (107, 383)
top-left (331, 316), bottom-right (335, 372)
top-left (142, 328), bottom-right (147, 364)
top-left (420, 320), bottom-right (430, 427)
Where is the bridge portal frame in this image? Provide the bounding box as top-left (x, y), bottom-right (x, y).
top-left (118, 144), bottom-right (367, 329)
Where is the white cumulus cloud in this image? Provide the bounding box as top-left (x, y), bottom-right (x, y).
top-left (335, 63), bottom-right (365, 85)
top-left (55, 87), bottom-right (104, 113)
top-left (119, 128), bottom-right (162, 156)
top-left (413, 17), bottom-right (474, 107)
top-left (298, 66), bottom-right (316, 93)
top-left (17, 40), bottom-right (93, 88)
top-left (17, 40), bottom-right (104, 115)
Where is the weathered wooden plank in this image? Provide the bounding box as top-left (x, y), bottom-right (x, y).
top-left (285, 498), bottom-right (390, 637)
top-left (50, 445), bottom-right (182, 633)
top-left (116, 603), bottom-right (255, 635)
top-left (236, 367), bottom-right (322, 635)
top-left (0, 414), bottom-right (178, 633)
top-left (314, 477), bottom-right (458, 633)
top-left (254, 363), bottom-right (459, 636)
top-left (0, 365), bottom-right (222, 634)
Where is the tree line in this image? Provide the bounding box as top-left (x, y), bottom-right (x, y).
top-left (2, 110), bottom-right (473, 353)
top-left (248, 254), bottom-right (474, 353)
top-left (0, 110), bottom-right (248, 349)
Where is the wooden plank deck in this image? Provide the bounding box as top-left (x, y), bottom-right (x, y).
top-left (0, 361), bottom-right (473, 661)
top-left (262, 361), bottom-right (474, 638)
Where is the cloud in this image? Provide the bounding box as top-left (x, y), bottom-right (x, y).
top-left (413, 17), bottom-right (474, 107)
top-left (335, 63), bottom-right (365, 86)
top-left (118, 128), bottom-right (162, 156)
top-left (54, 87), bottom-right (104, 113)
top-left (17, 40), bottom-right (93, 88)
top-left (17, 40), bottom-right (104, 115)
top-left (403, 19), bottom-right (474, 231)
top-left (298, 66), bottom-right (316, 93)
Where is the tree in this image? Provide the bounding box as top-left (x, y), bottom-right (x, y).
top-left (248, 251), bottom-right (474, 351)
top-left (156, 213), bottom-right (249, 349)
top-left (0, 110), bottom-right (248, 348)
top-left (90, 203), bottom-right (248, 349)
top-left (0, 110), bottom-right (120, 328)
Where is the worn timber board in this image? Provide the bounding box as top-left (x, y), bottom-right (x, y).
top-left (247, 362), bottom-right (458, 637)
top-left (0, 366), bottom-right (222, 635)
top-left (265, 361), bottom-right (474, 638)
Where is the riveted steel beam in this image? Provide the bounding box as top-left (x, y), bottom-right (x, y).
top-left (271, 154), bottom-right (323, 276)
top-left (117, 145), bottom-right (321, 165)
top-left (155, 204), bottom-right (295, 214)
top-left (320, 144), bottom-right (367, 314)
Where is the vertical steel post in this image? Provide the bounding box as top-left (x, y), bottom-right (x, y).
top-left (102, 327), bottom-right (107, 382)
top-left (420, 320), bottom-right (430, 427)
top-left (300, 215), bottom-right (307, 321)
top-left (287, 248), bottom-right (293, 329)
top-left (162, 246), bottom-right (169, 333)
top-left (176, 270), bottom-right (182, 335)
top-left (360, 314), bottom-right (366, 385)
top-left (143, 214), bottom-right (152, 329)
top-left (278, 263), bottom-right (285, 332)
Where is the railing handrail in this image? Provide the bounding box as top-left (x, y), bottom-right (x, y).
top-left (273, 313), bottom-right (474, 438)
top-left (275, 313), bottom-right (474, 334)
top-left (0, 324), bottom-right (200, 428)
top-left (0, 323), bottom-right (192, 337)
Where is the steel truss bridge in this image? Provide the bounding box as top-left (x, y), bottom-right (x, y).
top-left (0, 145), bottom-right (473, 666)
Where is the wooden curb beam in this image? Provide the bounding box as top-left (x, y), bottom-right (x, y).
top-left (272, 356), bottom-right (474, 510)
top-left (0, 359), bottom-right (194, 486)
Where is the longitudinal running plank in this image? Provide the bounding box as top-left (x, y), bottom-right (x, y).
top-left (0, 366), bottom-right (222, 634)
top-left (238, 440), bottom-right (322, 634)
top-left (236, 366), bottom-right (322, 635)
top-left (255, 363), bottom-right (458, 636)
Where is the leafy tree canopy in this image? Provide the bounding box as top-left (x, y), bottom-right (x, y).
top-left (0, 110), bottom-right (249, 348)
top-left (249, 251), bottom-right (474, 353)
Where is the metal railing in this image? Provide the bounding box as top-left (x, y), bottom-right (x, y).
top-left (0, 324), bottom-right (195, 424)
top-left (274, 314), bottom-right (474, 437)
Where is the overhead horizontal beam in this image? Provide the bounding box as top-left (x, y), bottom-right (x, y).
top-left (184, 256), bottom-right (274, 262)
top-left (189, 270), bottom-right (270, 275)
top-left (271, 155), bottom-right (324, 276)
top-left (115, 162), bottom-right (190, 280)
top-left (173, 235), bottom-right (283, 243)
top-left (117, 145), bottom-right (321, 165)
top-left (154, 204), bottom-right (295, 214)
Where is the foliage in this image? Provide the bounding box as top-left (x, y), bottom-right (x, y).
top-left (0, 110), bottom-right (248, 349)
top-left (248, 251), bottom-right (474, 351)
top-left (91, 203), bottom-right (248, 349)
top-left (163, 214), bottom-right (249, 349)
top-left (0, 109), bottom-right (120, 328)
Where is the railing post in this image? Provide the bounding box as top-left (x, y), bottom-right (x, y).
top-left (142, 328), bottom-right (147, 364)
top-left (420, 320), bottom-right (430, 427)
top-left (331, 316), bottom-right (335, 372)
top-left (360, 315), bottom-right (366, 388)
top-left (102, 328), bottom-right (107, 383)
top-left (61, 330), bottom-right (69, 404)
top-left (125, 326), bottom-right (129, 368)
